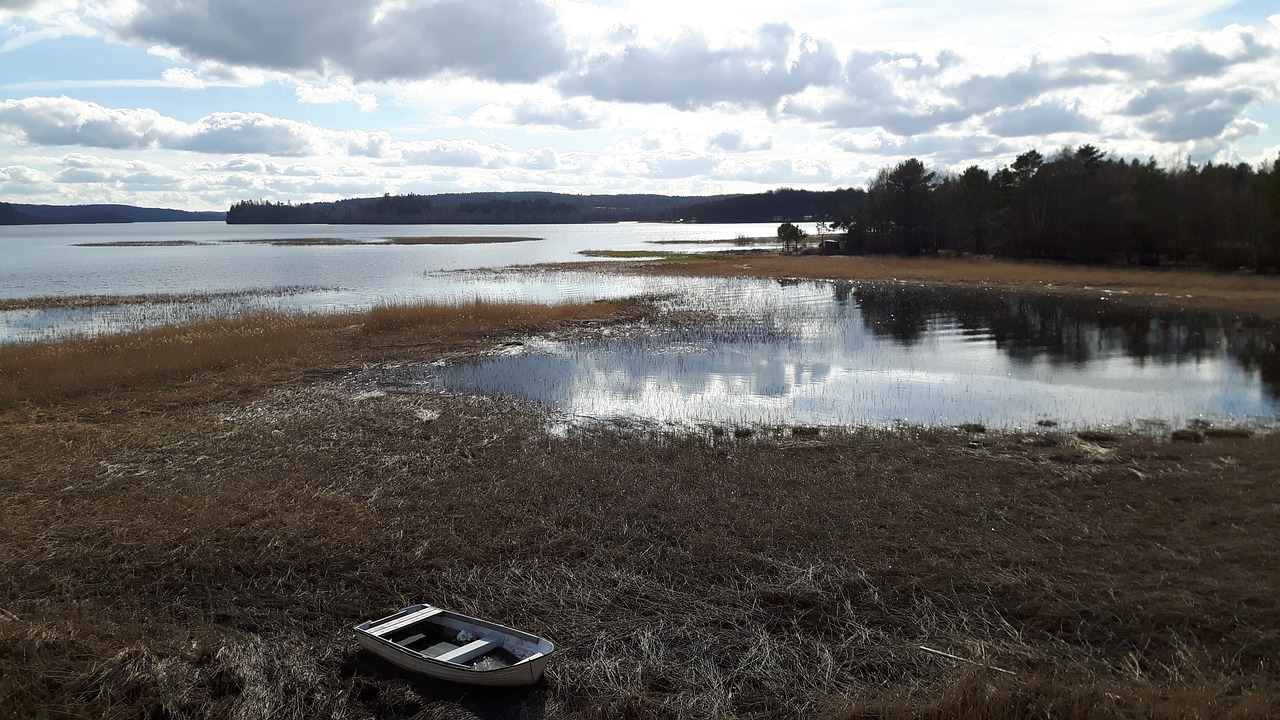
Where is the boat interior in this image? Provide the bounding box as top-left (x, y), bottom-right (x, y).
top-left (365, 607), bottom-right (528, 669)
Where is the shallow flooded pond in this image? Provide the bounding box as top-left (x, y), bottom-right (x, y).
top-left (420, 277), bottom-right (1279, 432)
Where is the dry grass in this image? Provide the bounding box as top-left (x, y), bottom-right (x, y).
top-left (579, 252), bottom-right (1280, 322)
top-left (0, 299), bottom-right (643, 406)
top-left (383, 236), bottom-right (540, 245)
top-left (2, 290), bottom-right (1278, 719)
top-left (0, 313), bottom-right (312, 404)
top-left (224, 236), bottom-right (540, 246)
top-left (0, 289), bottom-right (320, 313)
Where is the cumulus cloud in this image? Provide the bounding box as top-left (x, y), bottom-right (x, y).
top-left (0, 97), bottom-right (581, 178)
top-left (161, 67), bottom-right (205, 89)
top-left (831, 130), bottom-right (1015, 167)
top-left (561, 23), bottom-right (840, 109)
top-left (780, 23), bottom-right (1280, 146)
top-left (51, 153), bottom-right (186, 187)
top-left (1123, 85), bottom-right (1265, 142)
top-left (175, 113), bottom-right (318, 155)
top-left (708, 130), bottom-right (773, 152)
top-left (398, 139), bottom-right (512, 168)
top-left (519, 147), bottom-right (559, 170)
top-left (714, 157), bottom-right (831, 183)
top-left (470, 98), bottom-right (608, 129)
top-left (1160, 32), bottom-right (1275, 79)
top-left (1143, 104), bottom-right (1250, 143)
top-left (338, 130), bottom-right (395, 159)
top-left (0, 164), bottom-right (48, 191)
top-left (124, 0), bottom-right (570, 83)
top-left (0, 97), bottom-right (396, 157)
top-left (643, 153), bottom-right (716, 179)
top-left (295, 82), bottom-right (378, 112)
top-left (0, 97), bottom-right (185, 149)
top-left (982, 101), bottom-right (1098, 137)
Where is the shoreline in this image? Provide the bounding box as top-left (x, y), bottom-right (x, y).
top-left (571, 251), bottom-right (1280, 323)
top-left (5, 251), bottom-right (1277, 321)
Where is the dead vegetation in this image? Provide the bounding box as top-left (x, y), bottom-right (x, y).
top-left (581, 252), bottom-right (1280, 322)
top-left (0, 299), bottom-right (641, 406)
top-left (224, 236), bottom-right (539, 246)
top-left (1, 294), bottom-right (1278, 719)
top-left (0, 288), bottom-right (322, 313)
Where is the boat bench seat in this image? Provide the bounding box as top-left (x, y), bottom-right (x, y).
top-left (434, 637), bottom-right (501, 664)
top-left (367, 607), bottom-right (443, 638)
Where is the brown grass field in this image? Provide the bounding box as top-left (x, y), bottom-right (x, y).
top-left (2, 258), bottom-right (1278, 719)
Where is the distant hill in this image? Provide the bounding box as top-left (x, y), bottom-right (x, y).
top-left (226, 189), bottom-right (865, 225)
top-left (0, 203), bottom-right (39, 225)
top-left (0, 202), bottom-right (225, 225)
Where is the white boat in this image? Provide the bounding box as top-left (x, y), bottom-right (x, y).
top-left (354, 604), bottom-right (556, 687)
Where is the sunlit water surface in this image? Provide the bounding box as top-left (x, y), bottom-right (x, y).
top-left (423, 277), bottom-right (1280, 432)
top-left (3, 222), bottom-right (1277, 431)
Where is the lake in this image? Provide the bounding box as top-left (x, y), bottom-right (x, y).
top-left (3, 221), bottom-right (1277, 432)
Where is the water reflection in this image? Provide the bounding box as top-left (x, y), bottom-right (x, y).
top-left (848, 283), bottom-right (1254, 365)
top-left (425, 279), bottom-right (1279, 431)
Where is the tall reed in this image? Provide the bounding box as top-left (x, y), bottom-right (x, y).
top-left (0, 299), bottom-right (638, 405)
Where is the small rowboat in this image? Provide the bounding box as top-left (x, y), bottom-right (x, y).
top-left (354, 604), bottom-right (556, 687)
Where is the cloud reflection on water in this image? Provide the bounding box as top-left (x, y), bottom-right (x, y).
top-left (428, 278), bottom-right (1280, 431)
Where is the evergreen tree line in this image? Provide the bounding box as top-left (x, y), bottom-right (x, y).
top-left (831, 146), bottom-right (1280, 271)
top-left (662, 187), bottom-right (865, 223)
top-left (225, 189), bottom-right (861, 225)
top-left (226, 194), bottom-right (585, 224)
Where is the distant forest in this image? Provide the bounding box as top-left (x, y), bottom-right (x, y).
top-left (224, 188), bottom-right (857, 226)
top-left (0, 203), bottom-right (223, 225)
top-left (225, 144), bottom-right (1280, 271)
top-left (831, 145), bottom-right (1280, 272)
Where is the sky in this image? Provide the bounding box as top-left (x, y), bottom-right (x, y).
top-left (1, 1), bottom-right (1279, 212)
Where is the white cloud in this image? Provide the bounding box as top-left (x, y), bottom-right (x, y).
top-left (0, 164), bottom-right (48, 190)
top-left (161, 67), bottom-right (204, 89)
top-left (708, 130), bottom-right (774, 152)
top-left (0, 97), bottom-right (399, 157)
top-left (519, 147), bottom-right (559, 170)
top-left (123, 0), bottom-right (570, 83)
top-left (561, 23), bottom-right (841, 109)
top-left (470, 98), bottom-right (609, 129)
top-left (0, 96), bottom-right (187, 149)
top-left (983, 101), bottom-right (1099, 137)
top-left (715, 157), bottom-right (831, 183)
top-left (51, 152), bottom-right (186, 187)
top-left (398, 139), bottom-right (512, 168)
top-left (2, 1), bottom-right (1279, 209)
top-left (295, 82), bottom-right (378, 112)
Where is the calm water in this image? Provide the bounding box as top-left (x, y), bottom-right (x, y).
top-left (0, 221), bottom-right (777, 341)
top-left (422, 278), bottom-right (1280, 431)
top-left (3, 222), bottom-right (1277, 431)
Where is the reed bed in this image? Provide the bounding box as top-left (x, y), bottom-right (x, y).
top-left (0, 299), bottom-right (640, 406)
top-left (0, 288), bottom-right (321, 312)
top-left (1, 291), bottom-right (1277, 718)
top-left (0, 313), bottom-right (312, 404)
